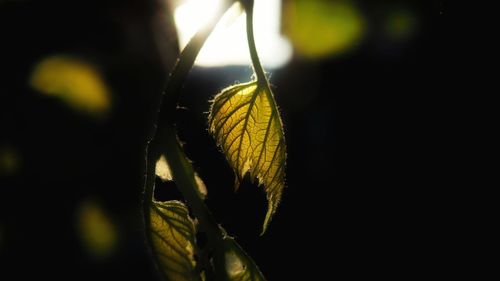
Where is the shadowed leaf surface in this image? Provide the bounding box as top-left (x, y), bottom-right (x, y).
top-left (208, 81), bottom-right (286, 234)
top-left (149, 200), bottom-right (201, 281)
top-left (155, 155), bottom-right (207, 197)
top-left (215, 237), bottom-right (266, 281)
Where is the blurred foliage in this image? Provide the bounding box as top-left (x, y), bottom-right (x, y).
top-left (283, 0), bottom-right (365, 59)
top-left (384, 8), bottom-right (417, 41)
top-left (30, 55), bottom-right (111, 116)
top-left (77, 200), bottom-right (118, 259)
top-left (0, 145), bottom-right (20, 177)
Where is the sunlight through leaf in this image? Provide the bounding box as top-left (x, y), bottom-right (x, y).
top-left (208, 81), bottom-right (286, 234)
top-left (149, 200), bottom-right (202, 281)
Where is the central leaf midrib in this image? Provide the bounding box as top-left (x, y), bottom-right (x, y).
top-left (261, 138), bottom-right (284, 182)
top-left (235, 86), bottom-right (262, 174)
top-left (253, 108), bottom-right (276, 178)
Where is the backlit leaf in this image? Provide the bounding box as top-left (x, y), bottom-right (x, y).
top-left (149, 200), bottom-right (201, 281)
top-left (208, 81), bottom-right (286, 234)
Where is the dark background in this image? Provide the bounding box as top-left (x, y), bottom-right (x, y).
top-left (1, 0), bottom-right (449, 280)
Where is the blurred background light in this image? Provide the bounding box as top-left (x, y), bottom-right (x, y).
top-left (283, 0), bottom-right (365, 59)
top-left (174, 0), bottom-right (292, 68)
top-left (30, 55), bottom-right (111, 116)
top-left (0, 145), bottom-right (20, 177)
top-left (384, 8), bottom-right (417, 41)
top-left (77, 200), bottom-right (118, 259)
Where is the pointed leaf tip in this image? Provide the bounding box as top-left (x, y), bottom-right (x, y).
top-left (214, 237), bottom-right (267, 281)
top-left (208, 81), bottom-right (286, 234)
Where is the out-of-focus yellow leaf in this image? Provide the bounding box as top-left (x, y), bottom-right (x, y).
top-left (30, 55), bottom-right (111, 115)
top-left (77, 200), bottom-right (117, 259)
top-left (149, 200), bottom-right (201, 281)
top-left (208, 81), bottom-right (286, 234)
top-left (384, 9), bottom-right (417, 40)
top-left (0, 146), bottom-right (20, 177)
top-left (215, 237), bottom-right (266, 281)
top-left (284, 0), bottom-right (365, 59)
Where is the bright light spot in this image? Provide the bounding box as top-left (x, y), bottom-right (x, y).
top-left (284, 0), bottom-right (365, 59)
top-left (155, 155), bottom-right (173, 182)
top-left (194, 173), bottom-right (207, 198)
top-left (174, 0), bottom-right (292, 68)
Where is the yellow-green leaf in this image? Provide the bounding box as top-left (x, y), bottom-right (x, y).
top-left (149, 200), bottom-right (201, 281)
top-left (208, 81), bottom-right (286, 234)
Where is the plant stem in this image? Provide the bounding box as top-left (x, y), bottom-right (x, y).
top-left (157, 125), bottom-right (222, 240)
top-left (144, 0), bottom-right (233, 219)
top-left (143, 0), bottom-right (235, 269)
top-left (158, 0), bottom-right (233, 125)
top-left (245, 0), bottom-right (268, 88)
